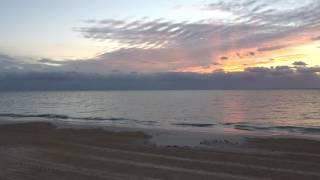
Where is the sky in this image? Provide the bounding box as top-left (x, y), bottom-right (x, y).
top-left (0, 0), bottom-right (320, 89)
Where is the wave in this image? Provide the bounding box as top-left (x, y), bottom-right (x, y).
top-left (0, 113), bottom-right (69, 119)
top-left (172, 123), bottom-right (215, 127)
top-left (0, 113), bottom-right (154, 123)
top-left (79, 117), bottom-right (128, 121)
top-left (234, 124), bottom-right (320, 134)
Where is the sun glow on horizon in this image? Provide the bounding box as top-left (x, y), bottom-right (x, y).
top-left (174, 38), bottom-right (320, 73)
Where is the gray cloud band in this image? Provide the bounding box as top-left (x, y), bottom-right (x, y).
top-left (2, 0), bottom-right (320, 74)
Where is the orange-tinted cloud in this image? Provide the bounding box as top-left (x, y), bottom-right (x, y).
top-left (3, 0), bottom-right (320, 75)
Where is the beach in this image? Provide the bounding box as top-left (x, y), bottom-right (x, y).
top-left (1, 122), bottom-right (320, 180)
top-left (2, 0), bottom-right (320, 179)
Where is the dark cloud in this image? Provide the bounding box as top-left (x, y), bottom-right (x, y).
top-left (293, 61), bottom-right (308, 66)
top-left (236, 52), bottom-right (243, 59)
top-left (0, 54), bottom-right (23, 72)
top-left (220, 56), bottom-right (228, 60)
top-left (257, 45), bottom-right (287, 52)
top-left (296, 67), bottom-right (320, 74)
top-left (1, 64), bottom-right (319, 91)
top-left (312, 36), bottom-right (320, 41)
top-left (0, 55), bottom-right (61, 73)
top-left (248, 52), bottom-right (255, 56)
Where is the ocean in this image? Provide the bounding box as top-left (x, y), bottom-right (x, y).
top-left (0, 90), bottom-right (320, 138)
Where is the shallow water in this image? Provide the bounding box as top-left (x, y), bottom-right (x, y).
top-left (0, 90), bottom-right (320, 137)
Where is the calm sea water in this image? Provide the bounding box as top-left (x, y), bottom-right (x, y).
top-left (0, 90), bottom-right (320, 137)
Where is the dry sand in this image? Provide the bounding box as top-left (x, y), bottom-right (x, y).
top-left (1, 122), bottom-right (320, 180)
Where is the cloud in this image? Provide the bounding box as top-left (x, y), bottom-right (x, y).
top-left (2, 0), bottom-right (320, 75)
top-left (257, 45), bottom-right (288, 52)
top-left (70, 0), bottom-right (320, 72)
top-left (293, 61), bottom-right (308, 66)
top-left (220, 56), bottom-right (229, 60)
top-left (75, 18), bottom-right (242, 69)
top-left (56, 48), bottom-right (201, 73)
top-left (0, 54), bottom-right (24, 72)
top-left (1, 63), bottom-right (319, 90)
top-left (206, 0), bottom-right (320, 27)
top-left (212, 62), bottom-right (221, 66)
top-left (312, 36), bottom-right (320, 41)
top-left (0, 54), bottom-right (61, 73)
top-left (38, 58), bottom-right (64, 65)
top-left (248, 52), bottom-right (255, 56)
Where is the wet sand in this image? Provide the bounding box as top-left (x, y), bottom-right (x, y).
top-left (1, 122), bottom-right (320, 180)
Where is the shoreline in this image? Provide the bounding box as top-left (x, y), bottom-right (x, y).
top-left (1, 121), bottom-right (320, 180)
top-left (2, 118), bottom-right (320, 149)
top-left (1, 117), bottom-right (320, 147)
